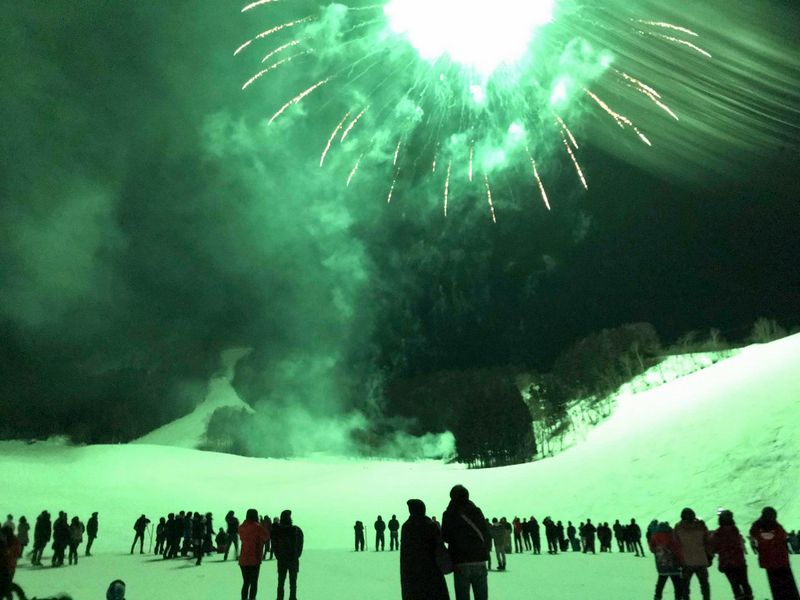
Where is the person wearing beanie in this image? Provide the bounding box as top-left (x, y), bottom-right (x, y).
top-left (400, 499), bottom-right (450, 600)
top-left (441, 485), bottom-right (491, 600)
top-left (238, 508), bottom-right (269, 600)
top-left (106, 579), bottom-right (125, 600)
top-left (271, 510), bottom-right (304, 600)
top-left (749, 507), bottom-right (800, 600)
top-left (710, 510), bottom-right (753, 600)
top-left (674, 507), bottom-right (711, 600)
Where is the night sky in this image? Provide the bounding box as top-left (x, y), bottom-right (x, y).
top-left (1, 1), bottom-right (798, 447)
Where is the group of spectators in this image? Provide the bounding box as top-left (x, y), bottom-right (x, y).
top-left (398, 485), bottom-right (800, 600)
top-left (1, 511), bottom-right (99, 570)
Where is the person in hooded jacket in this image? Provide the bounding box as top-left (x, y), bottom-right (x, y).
top-left (400, 499), bottom-right (450, 600)
top-left (530, 517), bottom-right (541, 555)
top-left (441, 485), bottom-right (491, 600)
top-left (238, 508), bottom-right (269, 600)
top-left (67, 517), bottom-right (84, 566)
top-left (374, 516), bottom-right (386, 551)
top-left (674, 508), bottom-right (711, 600)
top-left (389, 515), bottom-right (400, 551)
top-left (16, 518), bottom-right (29, 559)
top-left (272, 510), bottom-right (304, 600)
top-left (354, 521), bottom-right (365, 552)
top-left (51, 512), bottom-right (70, 567)
top-left (85, 512), bottom-right (98, 557)
top-left (710, 510), bottom-right (753, 600)
top-left (749, 507), bottom-right (799, 600)
top-left (583, 519), bottom-right (597, 554)
top-left (649, 521), bottom-right (684, 600)
top-left (32, 511), bottom-right (51, 566)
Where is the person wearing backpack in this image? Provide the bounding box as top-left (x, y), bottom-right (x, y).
top-left (271, 510), bottom-right (304, 600)
top-left (648, 521), bottom-right (684, 600)
top-left (441, 485), bottom-right (491, 600)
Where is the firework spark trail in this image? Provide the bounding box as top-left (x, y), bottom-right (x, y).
top-left (528, 155), bottom-right (551, 210)
top-left (393, 140), bottom-right (402, 166)
top-left (387, 176), bottom-right (397, 203)
top-left (268, 78), bottom-right (331, 125)
top-left (241, 0), bottom-right (280, 12)
top-left (340, 106), bottom-right (370, 142)
top-left (637, 20), bottom-right (699, 37)
top-left (483, 174), bottom-right (497, 223)
top-left (444, 161), bottom-right (451, 216)
top-left (261, 39), bottom-right (301, 63)
top-left (618, 71), bottom-right (679, 120)
top-left (242, 51), bottom-right (311, 90)
top-left (648, 32), bottom-right (712, 58)
top-left (234, 17), bottom-right (312, 56)
top-left (561, 136), bottom-right (588, 190)
top-left (585, 89), bottom-right (653, 147)
top-left (320, 111), bottom-right (351, 167)
top-left (468, 143), bottom-right (474, 182)
top-left (347, 154), bottom-right (364, 187)
top-left (554, 114), bottom-right (579, 149)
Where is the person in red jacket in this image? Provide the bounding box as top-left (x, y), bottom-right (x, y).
top-left (648, 521), bottom-right (684, 600)
top-left (238, 508), bottom-right (269, 600)
top-left (710, 510), bottom-right (753, 600)
top-left (749, 507), bottom-right (800, 600)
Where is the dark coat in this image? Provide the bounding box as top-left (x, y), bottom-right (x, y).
top-left (86, 516), bottom-right (98, 538)
top-left (441, 499), bottom-right (490, 564)
top-left (710, 525), bottom-right (747, 570)
top-left (400, 515), bottom-right (450, 600)
top-left (272, 523), bottom-right (304, 565)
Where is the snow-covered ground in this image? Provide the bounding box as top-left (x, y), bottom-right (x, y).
top-left (4, 333), bottom-right (800, 599)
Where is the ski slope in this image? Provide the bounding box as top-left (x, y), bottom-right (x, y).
top-left (3, 334), bottom-right (799, 598)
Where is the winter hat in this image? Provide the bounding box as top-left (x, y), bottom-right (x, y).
top-left (761, 507), bottom-right (777, 521)
top-left (680, 508), bottom-right (695, 521)
top-left (106, 579), bottom-right (125, 600)
top-left (718, 510), bottom-right (735, 527)
top-left (407, 499), bottom-right (426, 517)
top-left (246, 508), bottom-right (259, 522)
top-left (280, 510), bottom-right (292, 525)
top-left (450, 485), bottom-right (469, 502)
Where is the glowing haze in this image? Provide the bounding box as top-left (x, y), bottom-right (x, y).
top-left (384, 0), bottom-right (555, 74)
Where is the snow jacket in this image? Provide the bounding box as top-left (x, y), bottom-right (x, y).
top-left (489, 524), bottom-right (505, 549)
top-left (226, 515), bottom-right (240, 536)
top-left (375, 519), bottom-right (386, 533)
top-left (709, 525), bottom-right (746, 570)
top-left (441, 499), bottom-right (490, 565)
top-left (238, 520), bottom-right (269, 567)
top-left (87, 515), bottom-right (98, 538)
top-left (674, 519), bottom-right (710, 567)
top-left (388, 518), bottom-right (400, 533)
top-left (1, 534), bottom-right (21, 579)
top-left (271, 523), bottom-right (304, 564)
top-left (649, 526), bottom-right (683, 576)
top-left (34, 515), bottom-right (51, 545)
top-left (69, 522), bottom-right (84, 544)
top-left (749, 518), bottom-right (790, 570)
top-left (16, 522), bottom-right (29, 547)
top-left (400, 515), bottom-right (450, 600)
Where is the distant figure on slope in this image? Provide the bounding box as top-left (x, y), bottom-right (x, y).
top-left (130, 515), bottom-right (150, 555)
top-left (163, 513), bottom-right (178, 559)
top-left (749, 507), bottom-right (800, 600)
top-left (267, 517), bottom-right (279, 560)
top-left (597, 522), bottom-right (612, 552)
top-left (374, 516), bottom-right (386, 551)
top-left (204, 513), bottom-right (214, 555)
top-left (614, 519), bottom-right (625, 552)
top-left (630, 519), bottom-right (645, 557)
top-left (154, 518), bottom-right (166, 555)
top-left (484, 520), bottom-right (493, 570)
top-left (271, 510), bottom-right (303, 600)
top-left (710, 510), bottom-right (753, 600)
top-left (530, 517), bottom-right (541, 555)
top-left (400, 499), bottom-right (450, 600)
top-left (648, 521), bottom-right (684, 600)
top-left (582, 519), bottom-right (597, 554)
top-left (543, 517), bottom-right (558, 554)
top-left (67, 516), bottom-right (84, 566)
top-left (192, 513), bottom-right (205, 566)
top-left (216, 528), bottom-right (228, 554)
top-left (261, 515), bottom-right (272, 560)
top-left (106, 579), bottom-right (126, 600)
top-left (238, 508), bottom-right (268, 600)
top-left (489, 519), bottom-right (507, 571)
top-left (354, 521), bottom-right (365, 552)
top-left (389, 514), bottom-right (400, 551)
top-left (85, 512), bottom-right (98, 557)
top-left (567, 521), bottom-right (577, 551)
top-left (2, 518), bottom-right (13, 534)
top-left (522, 518), bottom-right (532, 551)
top-left (557, 520), bottom-right (568, 552)
top-left (512, 518), bottom-right (522, 554)
top-left (51, 512), bottom-right (69, 567)
top-left (16, 518), bottom-right (29, 559)
top-left (674, 508), bottom-right (711, 600)
top-left (32, 511), bottom-right (51, 566)
top-left (441, 484), bottom-right (491, 600)
top-left (225, 511), bottom-right (240, 561)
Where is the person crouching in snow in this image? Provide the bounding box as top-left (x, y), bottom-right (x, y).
top-left (710, 510), bottom-right (753, 600)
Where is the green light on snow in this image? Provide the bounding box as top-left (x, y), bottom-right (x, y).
top-left (384, 0), bottom-right (555, 74)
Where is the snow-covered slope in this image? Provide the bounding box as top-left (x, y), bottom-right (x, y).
top-left (3, 334), bottom-right (799, 556)
top-left (133, 348), bottom-right (253, 449)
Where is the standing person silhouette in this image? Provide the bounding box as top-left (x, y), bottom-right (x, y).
top-left (238, 508), bottom-right (268, 600)
top-left (441, 485), bottom-right (491, 600)
top-left (272, 510), bottom-right (304, 600)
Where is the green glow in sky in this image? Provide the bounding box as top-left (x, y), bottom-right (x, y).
top-left (384, 0), bottom-right (555, 74)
